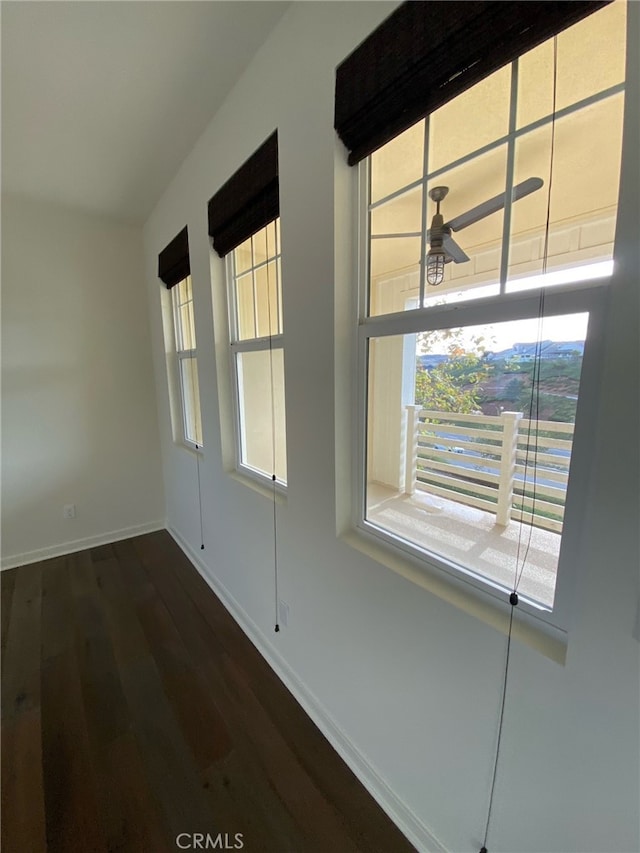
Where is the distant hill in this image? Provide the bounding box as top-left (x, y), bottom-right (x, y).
top-left (416, 344), bottom-right (584, 422)
top-left (486, 340), bottom-right (585, 362)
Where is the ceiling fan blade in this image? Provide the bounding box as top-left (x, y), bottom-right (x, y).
top-left (445, 177), bottom-right (544, 233)
top-left (443, 234), bottom-right (470, 264)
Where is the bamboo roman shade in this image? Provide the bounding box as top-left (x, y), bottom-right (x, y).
top-left (158, 226), bottom-right (190, 289)
top-left (334, 0), bottom-right (610, 166)
top-left (208, 132), bottom-right (279, 258)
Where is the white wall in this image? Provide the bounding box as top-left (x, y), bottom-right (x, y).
top-left (1, 194), bottom-right (165, 566)
top-left (143, 3), bottom-right (639, 852)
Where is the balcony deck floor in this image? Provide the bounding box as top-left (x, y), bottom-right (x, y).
top-left (366, 484), bottom-right (561, 608)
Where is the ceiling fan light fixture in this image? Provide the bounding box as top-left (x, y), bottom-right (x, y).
top-left (423, 178), bottom-right (543, 286)
top-left (426, 247), bottom-right (446, 286)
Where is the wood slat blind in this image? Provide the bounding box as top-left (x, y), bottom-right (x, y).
top-left (208, 132), bottom-right (279, 258)
top-left (158, 226), bottom-right (190, 289)
top-left (334, 0), bottom-right (610, 166)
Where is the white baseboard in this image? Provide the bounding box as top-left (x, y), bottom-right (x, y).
top-left (168, 525), bottom-right (448, 853)
top-left (1, 520), bottom-right (166, 571)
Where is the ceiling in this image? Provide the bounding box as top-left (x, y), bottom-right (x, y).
top-left (1, 1), bottom-right (290, 223)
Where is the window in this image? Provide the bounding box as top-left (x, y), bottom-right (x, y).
top-left (158, 226), bottom-right (203, 450)
top-left (207, 132), bottom-right (287, 488)
top-left (227, 219), bottom-right (286, 484)
top-left (172, 275), bottom-right (203, 448)
top-left (353, 3), bottom-right (626, 613)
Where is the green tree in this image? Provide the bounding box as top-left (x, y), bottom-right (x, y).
top-left (516, 388), bottom-right (578, 422)
top-left (416, 329), bottom-right (492, 413)
top-left (504, 377), bottom-right (524, 403)
top-left (415, 364), bottom-right (482, 413)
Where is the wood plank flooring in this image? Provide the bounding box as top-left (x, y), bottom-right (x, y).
top-left (1, 531), bottom-right (415, 853)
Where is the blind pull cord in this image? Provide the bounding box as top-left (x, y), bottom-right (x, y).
top-left (195, 440), bottom-right (205, 551)
top-left (188, 292), bottom-right (205, 551)
top-left (480, 36), bottom-right (557, 853)
top-left (265, 227), bottom-right (281, 633)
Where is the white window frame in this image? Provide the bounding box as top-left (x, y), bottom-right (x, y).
top-left (354, 38), bottom-right (625, 635)
top-left (226, 220), bottom-right (286, 491)
top-left (172, 275), bottom-right (203, 451)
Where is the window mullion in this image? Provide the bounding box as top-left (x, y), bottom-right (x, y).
top-left (500, 59), bottom-right (520, 294)
top-left (187, 295), bottom-right (196, 351)
top-left (227, 254), bottom-right (239, 343)
top-left (360, 283), bottom-right (605, 340)
top-left (177, 348), bottom-right (197, 360)
top-left (172, 288), bottom-right (182, 351)
top-left (249, 253), bottom-right (280, 275)
top-left (251, 236), bottom-right (259, 338)
top-left (356, 322), bottom-right (369, 527)
top-left (359, 159), bottom-right (371, 320)
top-left (232, 334), bottom-right (284, 354)
top-left (275, 225), bottom-right (282, 334)
top-left (418, 116), bottom-right (430, 307)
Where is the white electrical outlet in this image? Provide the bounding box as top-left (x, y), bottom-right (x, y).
top-left (63, 504), bottom-right (76, 519)
top-left (278, 599), bottom-right (289, 628)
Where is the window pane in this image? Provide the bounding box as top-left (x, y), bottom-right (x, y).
top-left (423, 143), bottom-right (507, 304)
top-left (365, 313), bottom-right (588, 609)
top-left (173, 278), bottom-right (195, 352)
top-left (233, 221), bottom-right (281, 340)
top-left (174, 276), bottom-right (191, 306)
top-left (371, 120), bottom-right (424, 204)
top-left (369, 237), bottom-right (421, 317)
top-left (277, 258), bottom-right (283, 332)
top-left (507, 94), bottom-right (624, 290)
top-left (235, 272), bottom-right (255, 340)
top-left (428, 66), bottom-right (510, 173)
top-left (235, 237), bottom-right (253, 275)
top-left (370, 184), bottom-right (422, 237)
top-left (236, 348), bottom-right (287, 483)
top-left (252, 221), bottom-right (278, 268)
top-left (255, 261), bottom-right (280, 337)
top-left (265, 219), bottom-right (278, 258)
top-left (517, 1), bottom-right (626, 128)
top-left (178, 301), bottom-right (195, 350)
top-left (252, 227), bottom-right (268, 267)
top-left (180, 356), bottom-right (203, 447)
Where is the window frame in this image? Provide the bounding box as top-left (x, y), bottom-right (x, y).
top-left (171, 275), bottom-right (203, 452)
top-left (225, 219), bottom-right (287, 491)
top-left (352, 32), bottom-right (625, 634)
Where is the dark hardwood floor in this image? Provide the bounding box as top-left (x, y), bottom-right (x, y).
top-left (1, 530), bottom-right (415, 853)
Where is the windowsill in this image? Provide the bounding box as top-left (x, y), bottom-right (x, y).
top-left (340, 523), bottom-right (568, 664)
top-left (176, 439), bottom-right (204, 457)
top-left (227, 467), bottom-right (288, 505)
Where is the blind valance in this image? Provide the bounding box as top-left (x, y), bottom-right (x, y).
top-left (158, 226), bottom-right (190, 289)
top-left (208, 132), bottom-right (279, 258)
top-left (334, 1), bottom-right (610, 166)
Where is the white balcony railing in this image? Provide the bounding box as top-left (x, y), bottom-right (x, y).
top-left (404, 407), bottom-right (575, 533)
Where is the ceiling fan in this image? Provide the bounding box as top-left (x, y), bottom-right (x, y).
top-left (426, 177), bottom-right (544, 286)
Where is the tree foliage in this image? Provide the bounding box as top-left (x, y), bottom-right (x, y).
top-left (415, 330), bottom-right (491, 413)
top-left (415, 328), bottom-right (583, 423)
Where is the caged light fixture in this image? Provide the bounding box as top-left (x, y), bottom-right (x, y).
top-left (425, 186), bottom-right (449, 286)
